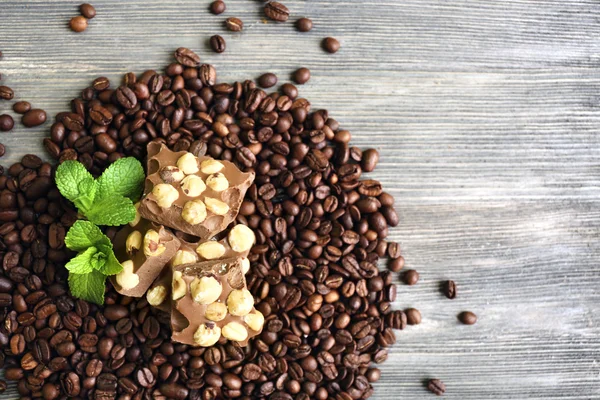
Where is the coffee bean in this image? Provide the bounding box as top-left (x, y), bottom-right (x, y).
top-left (0, 380), bottom-right (6, 394)
top-left (115, 85), bottom-right (137, 109)
top-left (428, 379), bottom-right (446, 396)
top-left (361, 148), bottom-right (379, 172)
top-left (293, 68), bottom-right (311, 84)
top-left (458, 311), bottom-right (477, 325)
top-left (0, 86), bottom-right (14, 100)
top-left (69, 16), bottom-right (88, 32)
top-left (79, 3), bottom-right (96, 19)
top-left (210, 0), bottom-right (226, 15)
top-left (13, 101), bottom-right (31, 114)
top-left (406, 308), bottom-right (421, 325)
top-left (0, 143), bottom-right (5, 157)
top-left (443, 280), bottom-right (457, 299)
top-left (225, 17), bottom-right (243, 32)
top-left (210, 35), bottom-right (226, 53)
top-left (22, 109), bottom-right (47, 127)
top-left (323, 37), bottom-right (341, 54)
top-left (258, 73), bottom-right (278, 88)
top-left (0, 114), bottom-right (14, 132)
top-left (296, 17), bottom-right (313, 32)
top-left (264, 1), bottom-right (290, 22)
top-left (403, 269), bottom-right (419, 285)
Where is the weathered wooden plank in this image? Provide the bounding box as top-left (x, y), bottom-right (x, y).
top-left (1, 0), bottom-right (600, 398)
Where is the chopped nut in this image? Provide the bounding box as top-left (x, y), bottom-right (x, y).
top-left (206, 173), bottom-right (229, 192)
top-left (115, 260), bottom-right (140, 290)
top-left (147, 285), bottom-right (168, 306)
top-left (159, 166), bottom-right (185, 183)
top-left (243, 310), bottom-right (265, 331)
top-left (205, 302), bottom-right (228, 321)
top-left (143, 229), bottom-right (166, 257)
top-left (170, 250), bottom-right (198, 267)
top-left (196, 241), bottom-right (226, 260)
top-left (172, 271), bottom-right (187, 300)
top-left (193, 323), bottom-right (221, 347)
top-left (181, 200), bottom-right (208, 225)
top-left (125, 230), bottom-right (142, 255)
top-left (205, 197), bottom-right (230, 215)
top-left (181, 175), bottom-right (206, 197)
top-left (177, 153), bottom-right (200, 175)
top-left (222, 322), bottom-right (248, 342)
top-left (200, 159), bottom-right (224, 174)
top-left (241, 257), bottom-right (251, 275)
top-left (227, 289), bottom-right (254, 316)
top-left (129, 203), bottom-right (141, 227)
top-left (190, 276), bottom-right (222, 305)
top-left (152, 183), bottom-right (179, 208)
top-left (228, 224), bottom-right (255, 253)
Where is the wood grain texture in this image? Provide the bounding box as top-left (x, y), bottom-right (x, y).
top-left (1, 0), bottom-right (600, 398)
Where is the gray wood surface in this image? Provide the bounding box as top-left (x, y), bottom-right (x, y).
top-left (1, 0), bottom-right (600, 398)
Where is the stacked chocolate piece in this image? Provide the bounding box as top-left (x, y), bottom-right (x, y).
top-left (110, 142), bottom-right (263, 346)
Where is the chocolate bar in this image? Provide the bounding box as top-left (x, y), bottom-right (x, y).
top-left (138, 142), bottom-right (255, 239)
top-left (170, 257), bottom-right (264, 347)
top-left (110, 218), bottom-right (180, 298)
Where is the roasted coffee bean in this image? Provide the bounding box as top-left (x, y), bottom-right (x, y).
top-left (69, 16), bottom-right (88, 32)
top-left (403, 269), bottom-right (419, 285)
top-left (210, 0), bottom-right (226, 14)
top-left (406, 308), bottom-right (422, 325)
top-left (258, 73), bottom-right (278, 89)
top-left (80, 3), bottom-right (96, 19)
top-left (175, 47), bottom-right (201, 67)
top-left (458, 311), bottom-right (477, 325)
top-left (210, 35), bottom-right (226, 53)
top-left (428, 379), bottom-right (446, 396)
top-left (296, 17), bottom-right (313, 32)
top-left (0, 114), bottom-right (14, 132)
top-left (22, 109), bottom-right (47, 127)
top-left (225, 17), bottom-right (243, 32)
top-left (0, 86), bottom-right (14, 100)
top-left (264, 1), bottom-right (290, 22)
top-left (322, 37), bottom-right (341, 54)
top-left (443, 280), bottom-right (457, 299)
top-left (293, 67), bottom-right (311, 84)
top-left (13, 101), bottom-right (31, 114)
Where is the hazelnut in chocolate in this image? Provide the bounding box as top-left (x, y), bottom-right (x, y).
top-left (138, 142), bottom-right (255, 239)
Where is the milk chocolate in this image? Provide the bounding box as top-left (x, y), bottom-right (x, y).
top-left (110, 219), bottom-right (180, 298)
top-left (138, 142), bottom-right (255, 239)
top-left (170, 257), bottom-right (263, 346)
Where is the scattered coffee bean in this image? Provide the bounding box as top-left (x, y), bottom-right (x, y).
top-left (406, 308), bottom-right (422, 325)
top-left (258, 72), bottom-right (278, 88)
top-left (79, 3), bottom-right (96, 19)
top-left (296, 17), bottom-right (313, 32)
top-left (0, 143), bottom-right (5, 157)
top-left (458, 311), bottom-right (477, 325)
top-left (293, 67), bottom-right (311, 84)
top-left (403, 269), bottom-right (419, 285)
top-left (0, 85), bottom-right (14, 100)
top-left (225, 17), bottom-right (243, 32)
top-left (210, 35), bottom-right (226, 53)
top-left (264, 1), bottom-right (290, 22)
top-left (427, 379), bottom-right (446, 396)
top-left (362, 148), bottom-right (379, 172)
top-left (0, 380), bottom-right (6, 394)
top-left (388, 256), bottom-right (405, 272)
top-left (0, 114), bottom-right (14, 132)
top-left (22, 109), bottom-right (47, 128)
top-left (210, 0), bottom-right (226, 15)
top-left (69, 16), bottom-right (88, 32)
top-left (443, 280), bottom-right (457, 299)
top-left (13, 101), bottom-right (31, 114)
top-left (323, 37), bottom-right (341, 54)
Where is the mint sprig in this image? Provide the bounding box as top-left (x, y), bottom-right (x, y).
top-left (56, 158), bottom-right (145, 305)
top-left (56, 158), bottom-right (144, 226)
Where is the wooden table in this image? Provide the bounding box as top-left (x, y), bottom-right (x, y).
top-left (1, 0), bottom-right (599, 398)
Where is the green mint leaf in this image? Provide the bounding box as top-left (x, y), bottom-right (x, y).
top-left (99, 250), bottom-right (124, 276)
top-left (97, 157), bottom-right (145, 201)
top-left (64, 247), bottom-right (98, 274)
top-left (86, 196), bottom-right (137, 226)
top-left (68, 269), bottom-right (106, 305)
top-left (90, 251), bottom-right (107, 272)
top-left (65, 221), bottom-right (112, 251)
top-left (55, 161), bottom-right (96, 207)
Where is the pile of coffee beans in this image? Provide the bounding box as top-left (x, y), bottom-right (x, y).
top-left (0, 47), bottom-right (414, 399)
